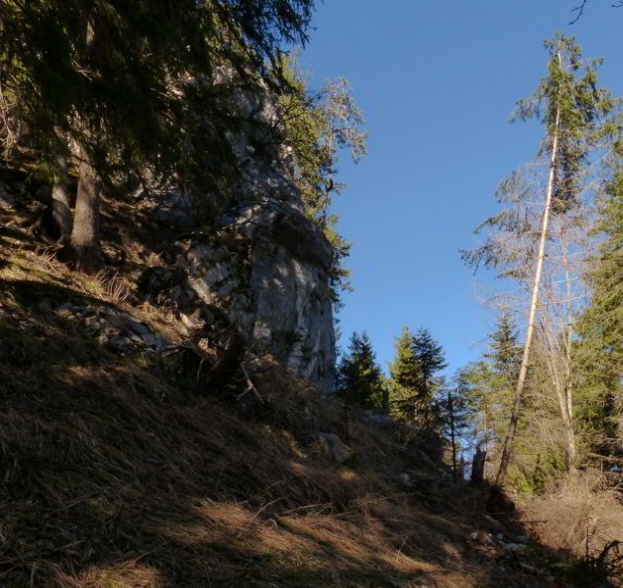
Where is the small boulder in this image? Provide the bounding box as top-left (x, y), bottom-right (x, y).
top-left (0, 182), bottom-right (15, 211)
top-left (396, 472), bottom-right (411, 485)
top-left (119, 313), bottom-right (151, 336)
top-left (317, 433), bottom-right (353, 464)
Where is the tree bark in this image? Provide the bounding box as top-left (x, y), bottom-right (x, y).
top-left (382, 389), bottom-right (390, 416)
top-left (561, 228), bottom-right (578, 476)
top-left (68, 155), bottom-right (102, 273)
top-left (495, 103), bottom-right (561, 487)
top-left (38, 130), bottom-right (72, 245)
top-left (49, 150), bottom-right (72, 244)
top-left (448, 390), bottom-right (457, 481)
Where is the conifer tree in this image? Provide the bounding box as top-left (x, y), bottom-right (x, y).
top-left (439, 370), bottom-right (473, 480)
top-left (277, 57), bottom-right (369, 303)
top-left (388, 327), bottom-right (446, 423)
top-left (576, 137), bottom-right (623, 467)
top-left (336, 332), bottom-right (385, 411)
top-left (466, 314), bottom-right (522, 456)
top-left (463, 35), bottom-right (621, 485)
top-left (0, 0), bottom-right (317, 271)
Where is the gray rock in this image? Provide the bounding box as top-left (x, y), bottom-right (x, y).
top-left (362, 414), bottom-right (396, 426)
top-left (84, 316), bottom-right (100, 329)
top-left (119, 313), bottom-right (151, 336)
top-left (397, 473), bottom-right (411, 484)
top-left (37, 301), bottom-right (53, 315)
top-left (317, 433), bottom-right (353, 464)
top-left (150, 77), bottom-right (337, 392)
top-left (141, 333), bottom-right (168, 350)
top-left (186, 213), bottom-right (336, 391)
top-left (0, 182), bottom-right (15, 211)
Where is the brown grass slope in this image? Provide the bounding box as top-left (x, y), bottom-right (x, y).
top-left (0, 207), bottom-right (606, 588)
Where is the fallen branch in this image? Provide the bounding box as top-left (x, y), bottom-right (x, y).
top-left (236, 362), bottom-right (264, 404)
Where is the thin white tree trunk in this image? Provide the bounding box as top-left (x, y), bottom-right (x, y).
top-left (495, 104), bottom-right (561, 487)
top-left (561, 228), bottom-right (578, 475)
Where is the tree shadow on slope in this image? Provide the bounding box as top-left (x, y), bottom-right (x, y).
top-left (0, 279), bottom-right (613, 588)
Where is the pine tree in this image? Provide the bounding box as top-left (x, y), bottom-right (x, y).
top-left (336, 332), bottom-right (385, 411)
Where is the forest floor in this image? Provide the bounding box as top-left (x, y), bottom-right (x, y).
top-left (0, 191), bottom-right (619, 587)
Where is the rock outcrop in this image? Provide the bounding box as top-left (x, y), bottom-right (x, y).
top-left (145, 77), bottom-right (337, 391)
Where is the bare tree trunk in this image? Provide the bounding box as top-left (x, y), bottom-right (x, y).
top-left (495, 104), bottom-right (561, 487)
top-left (483, 410), bottom-right (488, 479)
top-left (69, 155), bottom-right (102, 273)
top-left (538, 226), bottom-right (578, 476)
top-left (322, 127), bottom-right (334, 226)
top-left (471, 446), bottom-right (486, 485)
top-left (66, 14), bottom-right (101, 273)
top-left (561, 229), bottom-right (578, 476)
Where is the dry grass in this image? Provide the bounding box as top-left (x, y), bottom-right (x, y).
top-left (0, 199), bottom-right (593, 588)
top-left (0, 298), bottom-right (557, 588)
top-left (518, 471), bottom-right (623, 584)
top-left (75, 270), bottom-right (131, 304)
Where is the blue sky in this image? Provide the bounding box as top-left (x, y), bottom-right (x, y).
top-left (299, 1), bottom-right (623, 377)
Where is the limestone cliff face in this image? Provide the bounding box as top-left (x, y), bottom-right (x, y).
top-left (186, 204), bottom-right (336, 391)
top-left (153, 80), bottom-right (337, 391)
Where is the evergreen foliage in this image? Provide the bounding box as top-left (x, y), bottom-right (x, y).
top-left (277, 56), bottom-right (369, 304)
top-left (388, 327), bottom-right (446, 423)
top-left (438, 370), bottom-right (473, 480)
top-left (462, 35), bottom-right (623, 485)
top-left (0, 0), bottom-right (317, 270)
top-left (336, 332), bottom-right (385, 411)
top-left (466, 314), bottom-right (522, 451)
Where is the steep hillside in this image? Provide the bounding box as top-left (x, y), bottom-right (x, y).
top-left (0, 205), bottom-right (612, 588)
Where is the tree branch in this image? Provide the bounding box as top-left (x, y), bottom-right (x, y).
top-left (570, 0), bottom-right (589, 24)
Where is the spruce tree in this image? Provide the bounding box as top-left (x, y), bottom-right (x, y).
top-left (439, 370), bottom-right (473, 480)
top-left (336, 332), bottom-right (385, 411)
top-left (462, 35), bottom-right (622, 485)
top-left (388, 327), bottom-right (446, 423)
top-left (0, 0), bottom-right (317, 271)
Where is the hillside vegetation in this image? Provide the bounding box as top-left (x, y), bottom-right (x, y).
top-left (0, 192), bottom-right (619, 588)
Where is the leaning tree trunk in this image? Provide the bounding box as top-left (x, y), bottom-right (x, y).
top-left (495, 104), bottom-right (561, 487)
top-left (68, 155), bottom-right (102, 273)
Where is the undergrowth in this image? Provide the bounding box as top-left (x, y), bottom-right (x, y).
top-left (0, 207), bottom-right (615, 588)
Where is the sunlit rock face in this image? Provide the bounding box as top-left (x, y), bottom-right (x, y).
top-left (186, 203), bottom-right (336, 391)
top-left (155, 78), bottom-right (336, 391)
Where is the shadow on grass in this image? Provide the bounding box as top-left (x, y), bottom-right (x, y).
top-left (0, 273), bottom-right (612, 587)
